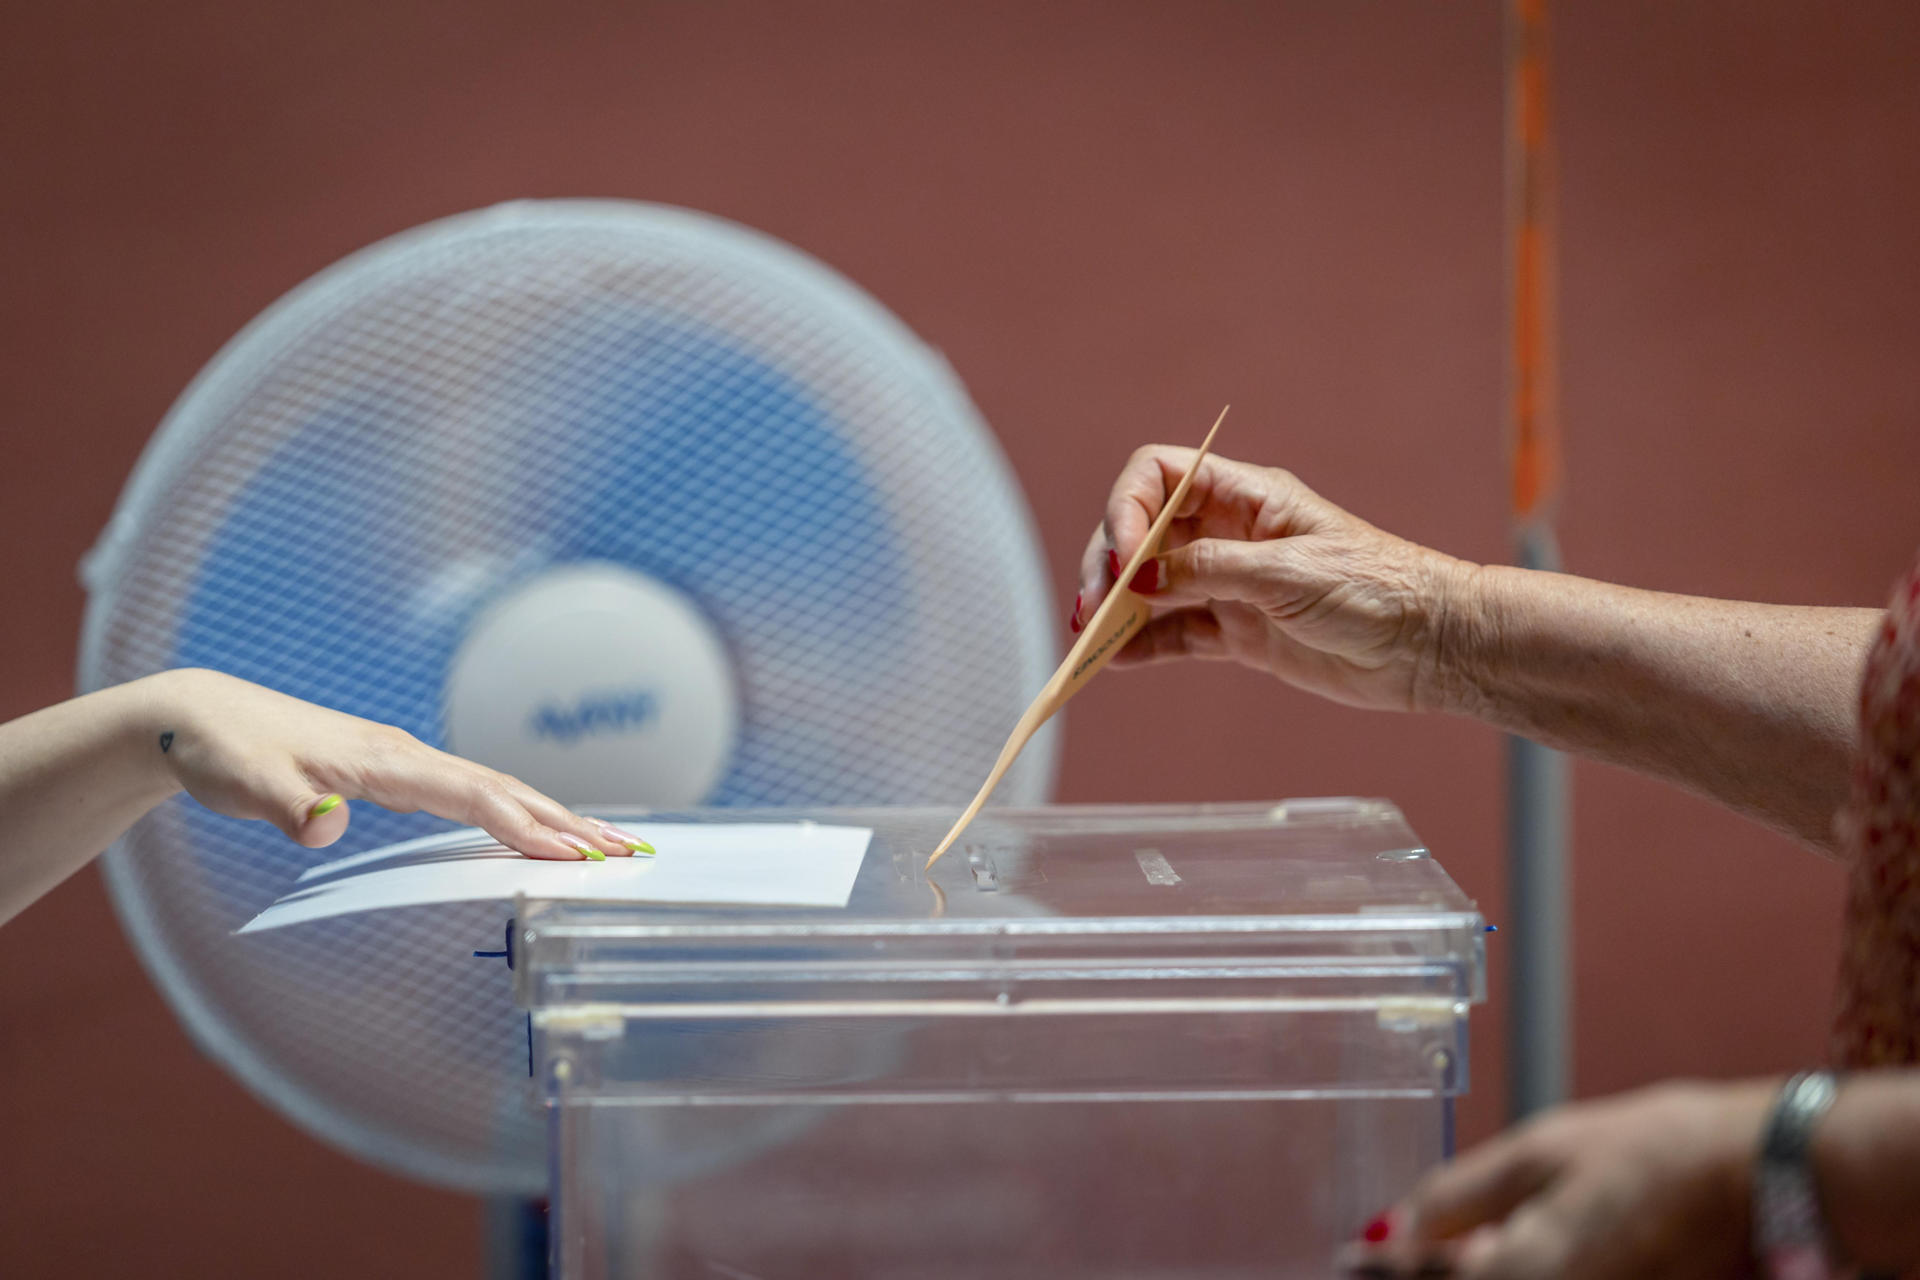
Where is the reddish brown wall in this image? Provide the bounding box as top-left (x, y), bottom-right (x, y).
top-left (3, 2), bottom-right (1917, 1274)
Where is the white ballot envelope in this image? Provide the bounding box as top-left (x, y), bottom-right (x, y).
top-left (238, 821), bottom-right (873, 933)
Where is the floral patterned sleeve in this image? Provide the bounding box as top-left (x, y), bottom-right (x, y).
top-left (1833, 553), bottom-right (1920, 1068)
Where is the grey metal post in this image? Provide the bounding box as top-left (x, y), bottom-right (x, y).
top-left (1504, 0), bottom-right (1572, 1121)
top-left (1507, 527), bottom-right (1570, 1118)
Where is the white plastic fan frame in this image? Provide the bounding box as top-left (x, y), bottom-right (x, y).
top-left (76, 200), bottom-right (1059, 1191)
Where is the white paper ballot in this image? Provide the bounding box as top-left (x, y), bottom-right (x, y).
top-left (238, 821), bottom-right (873, 934)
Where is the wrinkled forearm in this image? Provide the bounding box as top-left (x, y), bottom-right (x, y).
top-left (1432, 565), bottom-right (1878, 852)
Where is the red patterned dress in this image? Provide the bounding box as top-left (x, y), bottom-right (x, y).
top-left (1833, 555), bottom-right (1920, 1067)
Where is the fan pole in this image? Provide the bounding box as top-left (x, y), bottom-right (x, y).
top-left (483, 1196), bottom-right (548, 1280)
top-left (1504, 0), bottom-right (1571, 1121)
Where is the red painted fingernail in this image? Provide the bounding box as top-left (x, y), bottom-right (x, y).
top-left (1361, 1213), bottom-right (1393, 1244)
top-left (1069, 593), bottom-right (1084, 634)
top-left (1106, 548), bottom-right (1121, 579)
top-left (1128, 558), bottom-right (1160, 594)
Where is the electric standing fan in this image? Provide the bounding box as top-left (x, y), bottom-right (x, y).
top-left (78, 200), bottom-right (1058, 1193)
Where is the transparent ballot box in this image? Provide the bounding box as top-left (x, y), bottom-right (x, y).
top-left (516, 801), bottom-right (1486, 1278)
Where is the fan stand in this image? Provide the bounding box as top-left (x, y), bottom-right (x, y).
top-left (484, 1197), bottom-right (549, 1280)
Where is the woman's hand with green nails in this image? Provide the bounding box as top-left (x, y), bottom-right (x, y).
top-left (0, 668), bottom-right (634, 927)
top-left (148, 669), bottom-right (634, 858)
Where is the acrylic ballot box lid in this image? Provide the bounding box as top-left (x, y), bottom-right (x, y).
top-left (514, 799), bottom-right (1486, 1103)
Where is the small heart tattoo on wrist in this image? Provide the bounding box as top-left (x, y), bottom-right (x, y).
top-left (158, 731), bottom-right (175, 754)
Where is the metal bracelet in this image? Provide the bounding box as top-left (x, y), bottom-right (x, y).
top-left (1754, 1071), bottom-right (1841, 1280)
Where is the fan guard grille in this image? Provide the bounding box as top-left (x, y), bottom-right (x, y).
top-left (79, 201), bottom-right (1057, 1191)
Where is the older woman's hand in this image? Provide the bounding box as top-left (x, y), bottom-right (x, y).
top-left (1073, 443), bottom-right (1880, 848)
top-left (1074, 447), bottom-right (1481, 712)
top-left (1343, 1080), bottom-right (1774, 1279)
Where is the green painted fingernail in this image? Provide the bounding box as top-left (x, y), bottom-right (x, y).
top-left (626, 840), bottom-right (656, 856)
top-left (583, 848), bottom-right (606, 861)
top-left (310, 794), bottom-right (343, 818)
